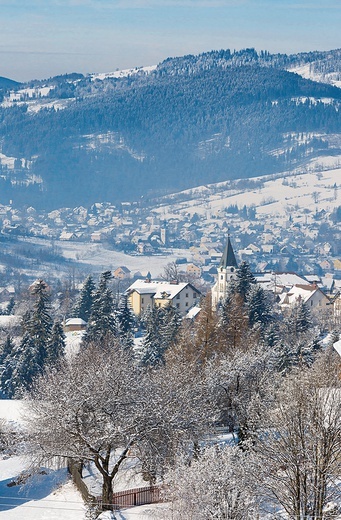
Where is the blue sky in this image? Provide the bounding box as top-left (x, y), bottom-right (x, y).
top-left (0, 0), bottom-right (340, 81)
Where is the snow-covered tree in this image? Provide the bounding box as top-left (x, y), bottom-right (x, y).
top-left (28, 279), bottom-right (53, 366)
top-left (0, 335), bottom-right (16, 397)
top-left (139, 306), bottom-right (165, 366)
top-left (255, 355), bottom-right (341, 519)
top-left (10, 333), bottom-right (41, 395)
top-left (84, 271), bottom-right (117, 343)
top-left (205, 346), bottom-right (277, 443)
top-left (72, 274), bottom-right (95, 322)
top-left (115, 294), bottom-right (135, 351)
top-left (287, 299), bottom-right (312, 337)
top-left (234, 261), bottom-right (256, 302)
top-left (26, 342), bottom-right (211, 512)
top-left (246, 283), bottom-right (271, 329)
top-left (164, 445), bottom-right (259, 519)
top-left (46, 320), bottom-right (65, 365)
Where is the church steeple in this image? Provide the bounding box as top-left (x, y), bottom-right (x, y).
top-left (211, 234), bottom-right (238, 309)
top-left (219, 234), bottom-right (238, 270)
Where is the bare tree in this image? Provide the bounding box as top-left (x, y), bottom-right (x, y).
top-left (256, 354), bottom-right (341, 519)
top-left (25, 342), bottom-right (211, 511)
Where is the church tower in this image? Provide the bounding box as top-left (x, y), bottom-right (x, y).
top-left (211, 235), bottom-right (238, 308)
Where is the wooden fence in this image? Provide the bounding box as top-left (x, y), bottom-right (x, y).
top-left (111, 485), bottom-right (161, 510)
top-left (68, 459), bottom-right (161, 510)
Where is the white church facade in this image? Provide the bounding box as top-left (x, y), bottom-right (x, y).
top-left (211, 236), bottom-right (238, 308)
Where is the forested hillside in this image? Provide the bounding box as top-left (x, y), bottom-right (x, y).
top-left (0, 48), bottom-right (341, 209)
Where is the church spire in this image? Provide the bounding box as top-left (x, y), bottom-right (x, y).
top-left (219, 234), bottom-right (238, 269)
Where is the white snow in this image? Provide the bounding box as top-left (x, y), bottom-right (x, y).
top-left (0, 316), bottom-right (21, 328)
top-left (288, 63), bottom-right (341, 89)
top-left (151, 156), bottom-right (341, 222)
top-left (91, 65), bottom-right (157, 81)
top-left (0, 400), bottom-right (86, 519)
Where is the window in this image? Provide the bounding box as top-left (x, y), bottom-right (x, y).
top-left (141, 298), bottom-right (144, 304)
top-left (185, 302), bottom-right (188, 307)
top-left (176, 294), bottom-right (180, 299)
top-left (185, 293), bottom-right (188, 298)
top-left (176, 303), bottom-right (180, 309)
top-left (193, 293), bottom-right (197, 298)
top-left (221, 275), bottom-right (224, 280)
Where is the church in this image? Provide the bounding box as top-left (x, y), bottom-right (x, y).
top-left (211, 236), bottom-right (238, 308)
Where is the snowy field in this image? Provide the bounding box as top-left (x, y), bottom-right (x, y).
top-left (21, 237), bottom-right (186, 279)
top-left (153, 155), bottom-right (341, 221)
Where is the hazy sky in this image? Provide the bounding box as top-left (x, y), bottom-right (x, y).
top-left (0, 0), bottom-right (340, 82)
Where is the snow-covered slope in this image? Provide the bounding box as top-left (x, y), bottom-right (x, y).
top-left (288, 63), bottom-right (341, 89)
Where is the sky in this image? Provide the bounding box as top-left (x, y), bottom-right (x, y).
top-left (0, 0), bottom-right (340, 82)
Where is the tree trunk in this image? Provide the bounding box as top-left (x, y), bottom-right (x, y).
top-left (102, 473), bottom-right (114, 511)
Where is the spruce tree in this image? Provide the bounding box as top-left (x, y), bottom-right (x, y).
top-left (287, 300), bottom-right (312, 338)
top-left (160, 304), bottom-right (182, 350)
top-left (116, 294), bottom-right (135, 351)
top-left (85, 271), bottom-right (117, 343)
top-left (139, 306), bottom-right (165, 366)
top-left (0, 336), bottom-right (16, 398)
top-left (72, 274), bottom-right (95, 322)
top-left (234, 261), bottom-right (256, 302)
top-left (11, 333), bottom-right (41, 396)
top-left (46, 320), bottom-right (66, 365)
top-left (246, 284), bottom-right (271, 329)
top-left (29, 279), bottom-right (52, 367)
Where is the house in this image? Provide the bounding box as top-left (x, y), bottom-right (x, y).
top-left (64, 318), bottom-right (87, 332)
top-left (186, 263), bottom-right (201, 277)
top-left (126, 279), bottom-right (201, 316)
top-left (330, 292), bottom-right (341, 320)
top-left (113, 266), bottom-right (131, 280)
top-left (278, 284), bottom-right (330, 312)
top-left (59, 231), bottom-right (76, 241)
top-left (333, 259), bottom-right (341, 271)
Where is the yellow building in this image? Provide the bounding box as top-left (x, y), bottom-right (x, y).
top-left (126, 279), bottom-right (201, 316)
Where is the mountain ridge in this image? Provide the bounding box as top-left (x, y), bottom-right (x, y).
top-left (0, 48), bottom-right (340, 209)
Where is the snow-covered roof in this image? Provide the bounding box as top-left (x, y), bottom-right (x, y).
top-left (279, 284), bottom-right (328, 307)
top-left (65, 318), bottom-right (87, 326)
top-left (185, 306), bottom-right (201, 319)
top-left (256, 272), bottom-right (308, 291)
top-left (127, 279), bottom-right (195, 300)
top-left (333, 339), bottom-right (341, 358)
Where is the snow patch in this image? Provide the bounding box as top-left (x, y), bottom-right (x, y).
top-left (91, 65), bottom-right (157, 81)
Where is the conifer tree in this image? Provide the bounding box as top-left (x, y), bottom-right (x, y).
top-left (72, 274), bottom-right (95, 322)
top-left (46, 320), bottom-right (66, 365)
top-left (29, 280), bottom-right (53, 368)
top-left (116, 294), bottom-right (135, 351)
top-left (85, 271), bottom-right (117, 343)
top-left (139, 306), bottom-right (165, 366)
top-left (10, 333), bottom-right (41, 396)
top-left (161, 304), bottom-right (182, 350)
top-left (286, 299), bottom-right (312, 338)
top-left (4, 297), bottom-right (15, 316)
top-left (0, 336), bottom-right (16, 398)
top-left (234, 261), bottom-right (256, 302)
top-left (246, 283), bottom-right (271, 329)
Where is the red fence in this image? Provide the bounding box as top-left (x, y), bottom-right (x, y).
top-left (111, 485), bottom-right (161, 509)
top-left (68, 460), bottom-right (161, 510)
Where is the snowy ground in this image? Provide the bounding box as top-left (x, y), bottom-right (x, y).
top-left (0, 401), bottom-right (168, 519)
top-left (0, 400), bottom-right (86, 519)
